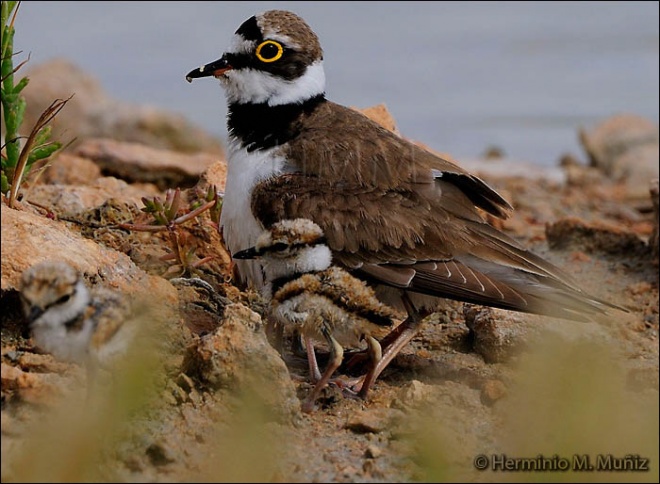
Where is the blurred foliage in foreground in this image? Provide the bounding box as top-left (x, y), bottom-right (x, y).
top-left (409, 332), bottom-right (659, 483)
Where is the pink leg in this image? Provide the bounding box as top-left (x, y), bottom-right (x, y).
top-left (356, 334), bottom-right (383, 400)
top-left (301, 328), bottom-right (343, 413)
top-left (305, 336), bottom-right (323, 382)
top-left (327, 340), bottom-right (377, 396)
top-left (357, 293), bottom-right (424, 399)
top-left (343, 301), bottom-right (421, 373)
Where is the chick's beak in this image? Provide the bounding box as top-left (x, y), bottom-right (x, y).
top-left (27, 305), bottom-right (44, 324)
top-left (186, 55), bottom-right (233, 83)
top-left (232, 247), bottom-right (260, 260)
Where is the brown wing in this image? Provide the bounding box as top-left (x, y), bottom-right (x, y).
top-left (252, 173), bottom-right (622, 321)
top-left (253, 173), bottom-right (466, 260)
top-left (282, 100), bottom-right (513, 219)
top-left (88, 287), bottom-right (132, 353)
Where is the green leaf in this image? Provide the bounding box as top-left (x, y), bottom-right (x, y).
top-left (13, 76), bottom-right (29, 94)
top-left (165, 189), bottom-right (182, 221)
top-left (32, 125), bottom-right (53, 147)
top-left (1, 27), bottom-right (15, 79)
top-left (1, 26), bottom-right (15, 67)
top-left (27, 141), bottom-right (61, 165)
top-left (3, 94), bottom-right (24, 134)
top-left (2, 90), bottom-right (18, 104)
top-left (153, 196), bottom-right (165, 213)
top-left (4, 138), bottom-right (20, 168)
top-left (13, 95), bottom-right (26, 128)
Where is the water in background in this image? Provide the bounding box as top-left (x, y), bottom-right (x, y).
top-left (13, 1), bottom-right (659, 166)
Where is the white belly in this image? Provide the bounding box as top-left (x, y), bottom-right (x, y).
top-left (220, 138), bottom-right (285, 289)
top-left (32, 317), bottom-right (94, 364)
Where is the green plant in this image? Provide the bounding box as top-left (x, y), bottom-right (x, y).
top-left (1, 0), bottom-right (69, 208)
top-left (120, 186), bottom-right (221, 277)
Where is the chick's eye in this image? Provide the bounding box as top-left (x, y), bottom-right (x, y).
top-left (270, 242), bottom-right (289, 252)
top-left (256, 40), bottom-right (283, 63)
top-left (56, 294), bottom-right (71, 305)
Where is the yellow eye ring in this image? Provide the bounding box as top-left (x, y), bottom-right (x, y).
top-left (256, 40), bottom-right (284, 63)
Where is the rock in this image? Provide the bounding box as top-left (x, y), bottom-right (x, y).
top-left (72, 138), bottom-right (223, 190)
top-left (40, 153), bottom-right (102, 185)
top-left (106, 104), bottom-right (224, 155)
top-left (480, 379), bottom-right (507, 406)
top-left (650, 179), bottom-right (659, 260)
top-left (464, 306), bottom-right (537, 363)
top-left (20, 59), bottom-right (108, 141)
top-left (145, 441), bottom-right (176, 466)
top-left (171, 277), bottom-right (231, 336)
top-left (394, 380), bottom-right (436, 408)
top-left (545, 216), bottom-right (648, 256)
top-left (613, 144), bottom-right (660, 199)
top-left (197, 159), bottom-right (229, 195)
top-left (0, 362), bottom-right (71, 405)
top-left (560, 152), bottom-right (608, 188)
top-left (1, 206), bottom-right (133, 290)
top-left (26, 177), bottom-right (158, 217)
top-left (364, 445), bottom-right (382, 459)
top-left (20, 59), bottom-right (224, 155)
top-left (579, 114), bottom-right (659, 199)
top-left (16, 353), bottom-right (72, 375)
top-left (344, 408), bottom-right (405, 434)
top-left (482, 146), bottom-right (506, 159)
top-left (354, 103), bottom-right (400, 135)
top-left (182, 303), bottom-right (300, 422)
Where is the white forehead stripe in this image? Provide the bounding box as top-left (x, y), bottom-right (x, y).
top-left (262, 31), bottom-right (299, 50)
top-left (256, 230), bottom-right (274, 250)
top-left (277, 218), bottom-right (322, 234)
top-left (227, 33), bottom-right (256, 55)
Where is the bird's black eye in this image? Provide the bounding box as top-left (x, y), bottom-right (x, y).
top-left (256, 40), bottom-right (284, 63)
top-left (56, 294), bottom-right (71, 305)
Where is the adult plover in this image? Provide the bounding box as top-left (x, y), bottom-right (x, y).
top-left (186, 10), bottom-right (624, 396)
top-left (19, 260), bottom-right (134, 381)
top-left (233, 219), bottom-right (397, 412)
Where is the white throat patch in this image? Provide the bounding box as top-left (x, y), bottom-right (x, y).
top-left (264, 244), bottom-right (333, 282)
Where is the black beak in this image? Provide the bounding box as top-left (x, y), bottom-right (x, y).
top-left (186, 55), bottom-right (233, 83)
top-left (232, 246), bottom-right (260, 260)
